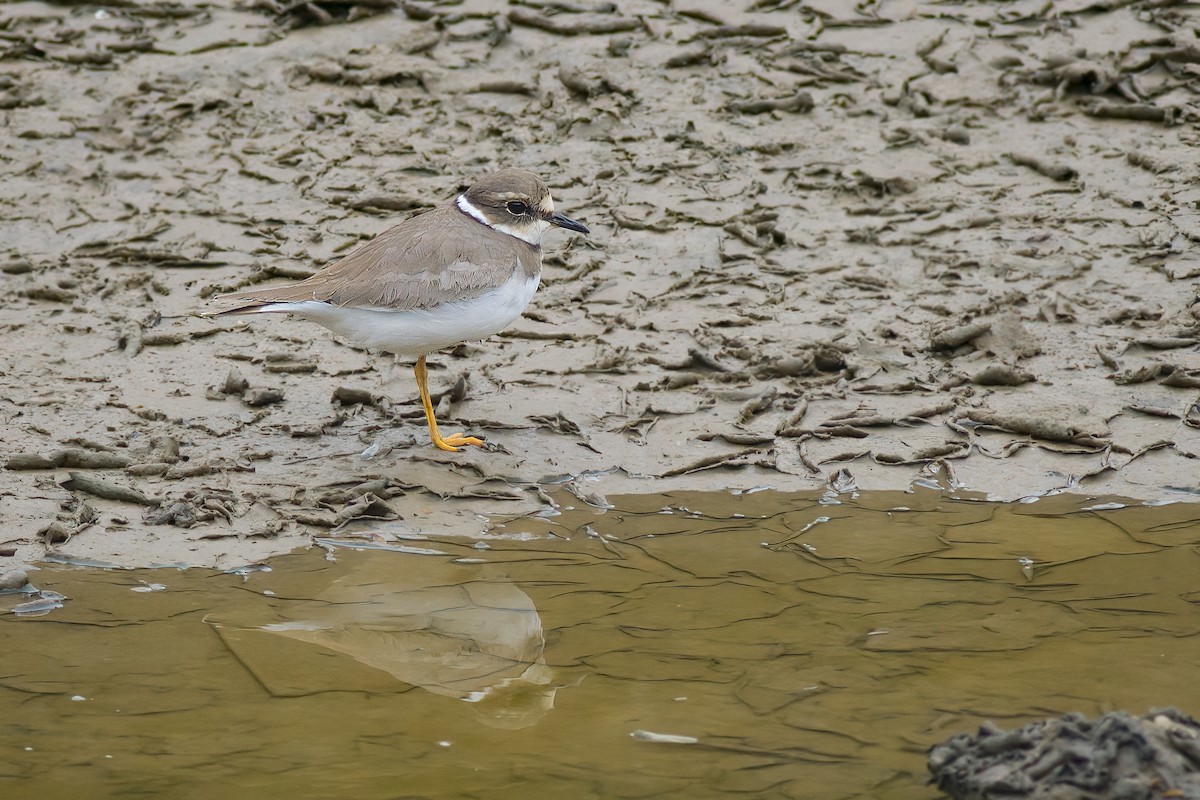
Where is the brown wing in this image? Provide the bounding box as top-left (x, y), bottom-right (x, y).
top-left (212, 206), bottom-right (540, 313)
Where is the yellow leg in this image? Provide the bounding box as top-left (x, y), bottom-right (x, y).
top-left (414, 356), bottom-right (485, 452)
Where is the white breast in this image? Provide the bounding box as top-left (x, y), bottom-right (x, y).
top-left (251, 268), bottom-right (541, 358)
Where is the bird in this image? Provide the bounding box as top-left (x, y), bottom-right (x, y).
top-left (205, 168), bottom-right (589, 451)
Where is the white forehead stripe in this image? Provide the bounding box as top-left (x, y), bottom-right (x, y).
top-left (456, 193), bottom-right (546, 247)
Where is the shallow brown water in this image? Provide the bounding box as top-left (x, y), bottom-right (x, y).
top-left (2, 490), bottom-right (1199, 799)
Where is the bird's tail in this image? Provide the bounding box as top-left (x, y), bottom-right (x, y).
top-left (201, 284), bottom-right (310, 317)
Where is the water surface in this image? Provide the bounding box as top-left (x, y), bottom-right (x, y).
top-left (3, 489), bottom-right (1198, 799)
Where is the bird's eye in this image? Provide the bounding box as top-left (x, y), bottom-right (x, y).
top-left (506, 201), bottom-right (529, 216)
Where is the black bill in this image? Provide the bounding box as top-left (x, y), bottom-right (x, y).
top-left (550, 212), bottom-right (589, 235)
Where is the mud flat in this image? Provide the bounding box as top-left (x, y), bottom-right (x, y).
top-left (2, 0), bottom-right (1198, 568)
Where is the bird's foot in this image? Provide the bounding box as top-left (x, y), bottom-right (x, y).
top-left (433, 432), bottom-right (486, 452)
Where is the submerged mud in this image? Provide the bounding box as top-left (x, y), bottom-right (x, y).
top-left (1, 0), bottom-right (1199, 567)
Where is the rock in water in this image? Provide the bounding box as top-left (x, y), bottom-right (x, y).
top-left (928, 709), bottom-right (1200, 800)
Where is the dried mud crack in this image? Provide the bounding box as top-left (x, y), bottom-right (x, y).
top-left (1, 0), bottom-right (1198, 567)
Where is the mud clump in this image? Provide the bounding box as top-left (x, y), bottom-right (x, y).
top-left (929, 710), bottom-right (1200, 800)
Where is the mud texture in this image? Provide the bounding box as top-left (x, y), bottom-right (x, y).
top-left (929, 709), bottom-right (1200, 800)
top-left (2, 0), bottom-right (1199, 567)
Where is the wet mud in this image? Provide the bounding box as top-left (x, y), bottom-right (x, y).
top-left (2, 0), bottom-right (1199, 568)
top-left (930, 710), bottom-right (1200, 800)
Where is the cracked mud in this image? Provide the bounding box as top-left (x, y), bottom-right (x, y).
top-left (2, 0), bottom-right (1199, 567)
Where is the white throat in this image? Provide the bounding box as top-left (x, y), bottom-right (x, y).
top-left (457, 194), bottom-right (550, 247)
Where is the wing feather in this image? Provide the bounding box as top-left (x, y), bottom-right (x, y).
top-left (212, 205), bottom-right (540, 314)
